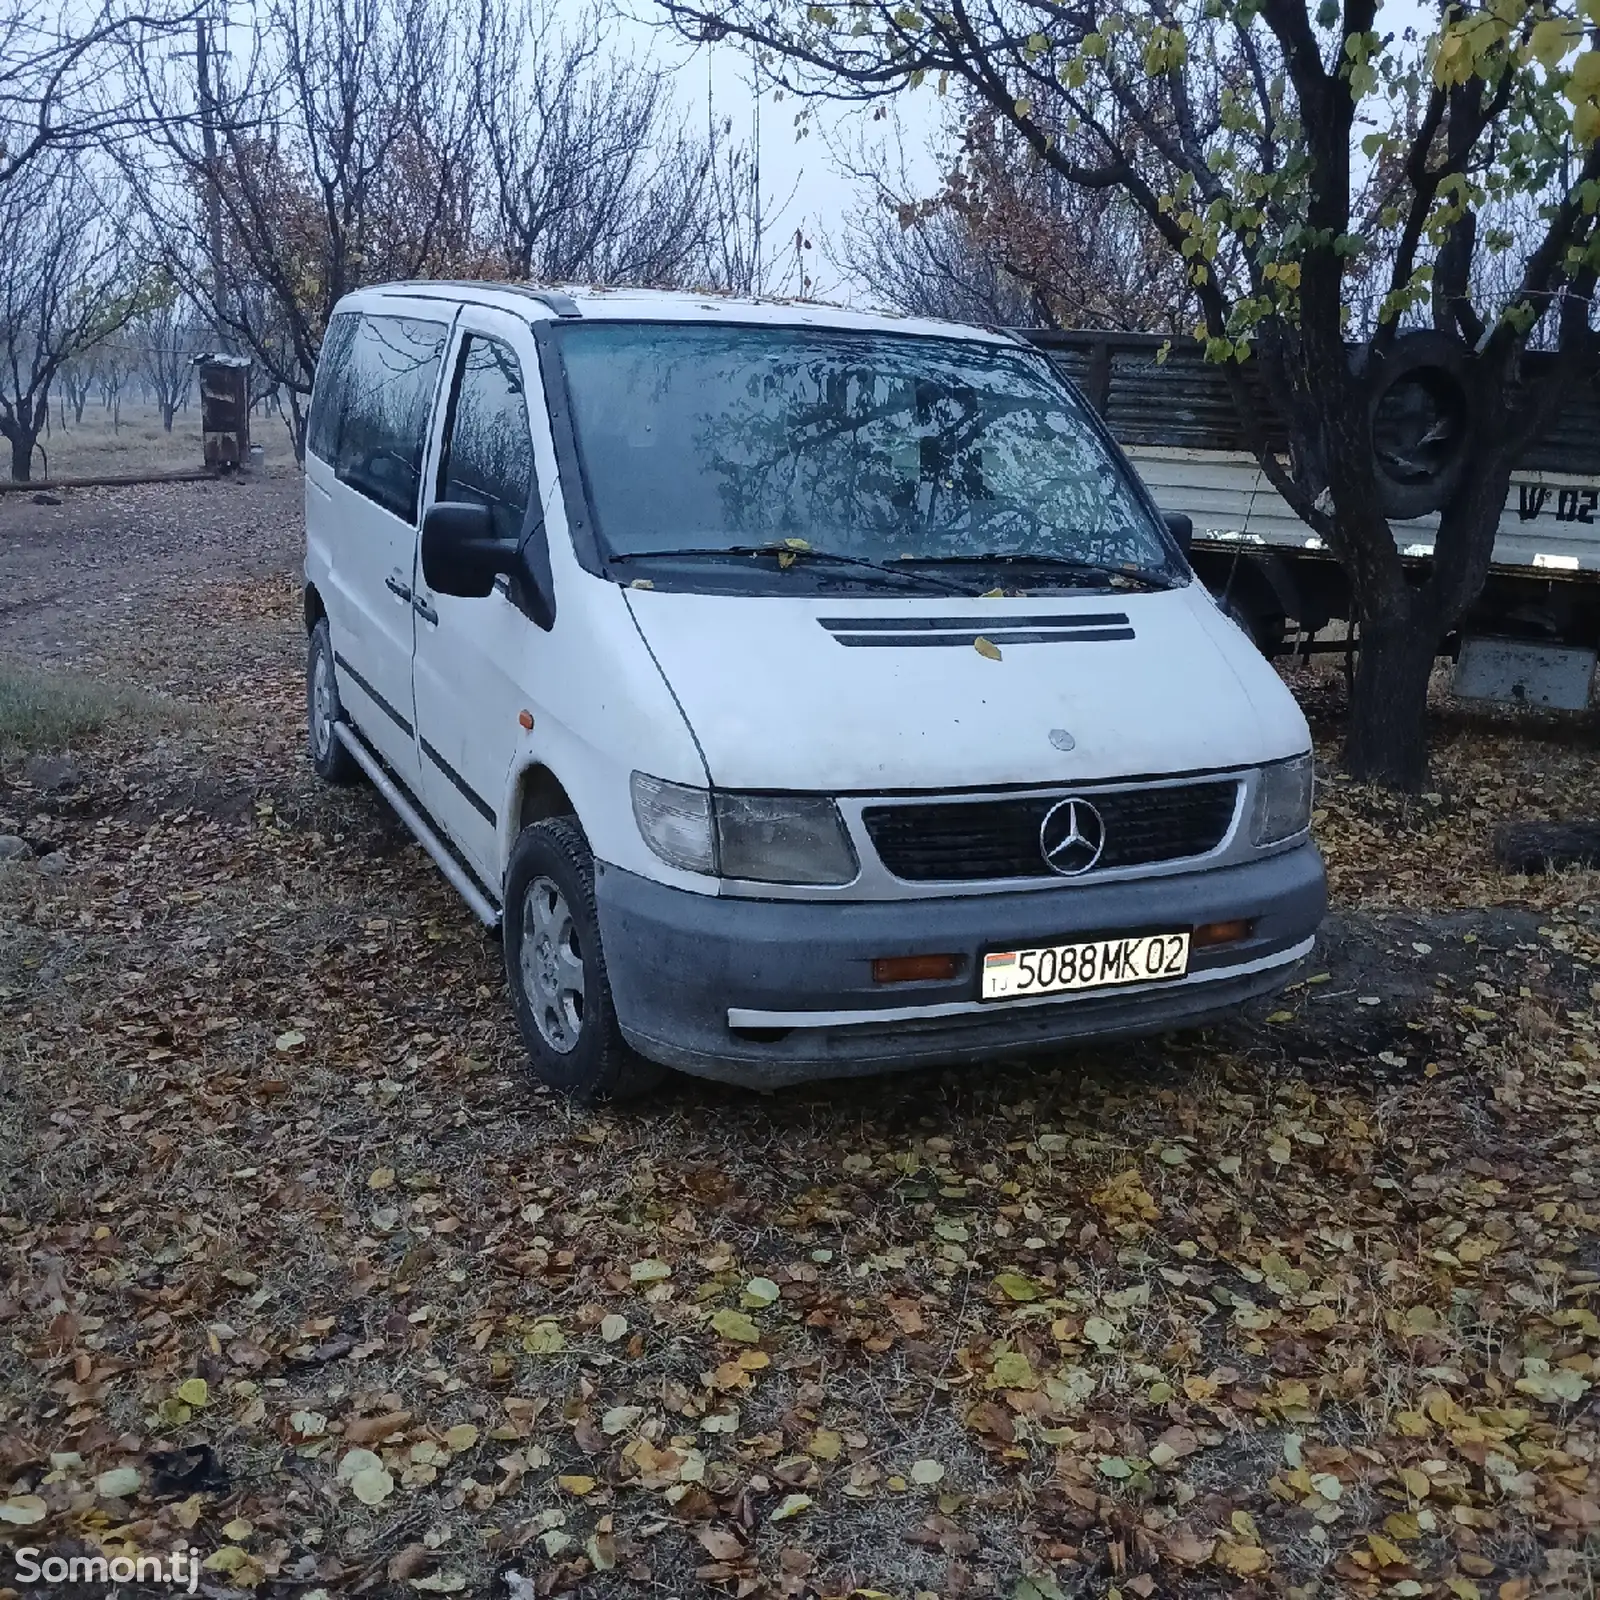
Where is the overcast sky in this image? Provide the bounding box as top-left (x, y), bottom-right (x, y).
top-left (622, 7), bottom-right (948, 304)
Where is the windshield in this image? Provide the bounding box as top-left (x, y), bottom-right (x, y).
top-left (555, 323), bottom-right (1180, 588)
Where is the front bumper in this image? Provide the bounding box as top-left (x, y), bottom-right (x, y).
top-left (594, 839), bottom-right (1326, 1088)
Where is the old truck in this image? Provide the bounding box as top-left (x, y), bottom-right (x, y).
top-left (1028, 329), bottom-right (1600, 711)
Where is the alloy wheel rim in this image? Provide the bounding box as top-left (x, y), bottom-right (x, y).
top-left (312, 651), bottom-right (334, 758)
top-left (520, 876), bottom-right (585, 1054)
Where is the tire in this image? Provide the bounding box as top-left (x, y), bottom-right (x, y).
top-left (307, 618), bottom-right (361, 785)
top-left (502, 817), bottom-right (667, 1103)
top-left (1220, 595), bottom-right (1287, 658)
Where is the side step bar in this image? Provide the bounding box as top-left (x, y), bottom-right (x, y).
top-left (333, 722), bottom-right (501, 930)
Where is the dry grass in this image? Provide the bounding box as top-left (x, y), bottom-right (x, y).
top-left (0, 660), bottom-right (188, 755)
top-left (4, 400), bottom-right (299, 483)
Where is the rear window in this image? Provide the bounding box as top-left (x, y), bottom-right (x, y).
top-left (307, 312), bottom-right (448, 522)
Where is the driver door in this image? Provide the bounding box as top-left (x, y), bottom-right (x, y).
top-left (411, 306), bottom-right (553, 892)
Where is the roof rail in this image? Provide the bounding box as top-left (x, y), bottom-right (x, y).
top-left (370, 280), bottom-right (583, 318)
top-left (516, 287), bottom-right (582, 318)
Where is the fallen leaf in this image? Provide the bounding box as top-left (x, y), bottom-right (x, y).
top-left (770, 1492), bottom-right (812, 1521)
top-left (95, 1467), bottom-right (141, 1499)
top-left (710, 1307), bottom-right (761, 1344)
top-left (910, 1458), bottom-right (945, 1485)
top-left (974, 636), bottom-right (1002, 660)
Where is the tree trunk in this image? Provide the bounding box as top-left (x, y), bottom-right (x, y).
top-left (1344, 609), bottom-right (1439, 790)
top-left (9, 430), bottom-right (36, 483)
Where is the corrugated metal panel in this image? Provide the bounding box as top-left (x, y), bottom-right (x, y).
top-left (1127, 444), bottom-right (1600, 577)
top-left (1026, 329), bottom-right (1600, 476)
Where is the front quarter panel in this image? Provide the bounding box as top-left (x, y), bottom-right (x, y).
top-left (494, 531), bottom-right (713, 896)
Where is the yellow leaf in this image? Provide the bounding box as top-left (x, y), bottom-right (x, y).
top-left (522, 1320), bottom-right (564, 1354)
top-left (809, 1429), bottom-right (843, 1460)
top-left (741, 1277), bottom-right (780, 1307)
top-left (177, 1377), bottom-right (209, 1407)
top-left (988, 1350), bottom-right (1037, 1389)
top-left (443, 1424), bottom-right (478, 1453)
top-left (1400, 1466), bottom-right (1431, 1498)
top-left (1367, 1532), bottom-right (1408, 1568)
top-left (1214, 1539), bottom-right (1268, 1575)
top-left (974, 636), bottom-right (1002, 660)
top-left (771, 1492), bottom-right (812, 1520)
top-left (1083, 1315), bottom-right (1118, 1348)
top-left (994, 1272), bottom-right (1040, 1302)
top-left (367, 1167), bottom-right (395, 1190)
top-left (1528, 17), bottom-right (1571, 68)
top-left (558, 1474), bottom-right (596, 1495)
top-left (629, 1259), bottom-right (671, 1283)
top-left (711, 1307), bottom-right (761, 1344)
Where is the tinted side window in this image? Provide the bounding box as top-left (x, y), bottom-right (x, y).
top-left (306, 313), bottom-right (358, 464)
top-left (439, 335), bottom-right (536, 543)
top-left (319, 314), bottom-right (448, 521)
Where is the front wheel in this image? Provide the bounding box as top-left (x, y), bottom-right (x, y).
top-left (502, 817), bottom-right (667, 1103)
top-left (307, 618), bottom-right (360, 785)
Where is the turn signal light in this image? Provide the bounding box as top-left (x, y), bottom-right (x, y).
top-left (872, 953), bottom-right (960, 984)
top-left (1192, 918), bottom-right (1254, 949)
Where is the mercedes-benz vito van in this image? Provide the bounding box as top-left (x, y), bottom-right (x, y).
top-left (302, 283), bottom-right (1325, 1100)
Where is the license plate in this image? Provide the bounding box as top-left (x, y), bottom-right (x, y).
top-left (981, 932), bottom-right (1190, 1000)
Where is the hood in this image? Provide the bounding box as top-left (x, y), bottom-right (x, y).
top-left (625, 583), bottom-right (1309, 792)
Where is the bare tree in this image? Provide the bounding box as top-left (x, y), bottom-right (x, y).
top-left (59, 350), bottom-right (96, 424)
top-left (471, 1), bottom-right (729, 286)
top-left (0, 156), bottom-right (142, 480)
top-left (133, 298), bottom-right (198, 429)
top-left (0, 0), bottom-right (197, 188)
top-left (124, 0), bottom-right (481, 455)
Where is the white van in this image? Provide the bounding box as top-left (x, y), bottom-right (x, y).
top-left (302, 283), bottom-right (1325, 1100)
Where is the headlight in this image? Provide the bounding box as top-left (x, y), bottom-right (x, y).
top-left (1252, 752), bottom-right (1314, 847)
top-left (630, 774), bottom-right (859, 885)
top-left (630, 773), bottom-right (714, 874)
top-left (714, 791), bottom-right (859, 885)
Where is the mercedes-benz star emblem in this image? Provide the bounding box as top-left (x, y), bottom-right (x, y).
top-left (1039, 797), bottom-right (1106, 876)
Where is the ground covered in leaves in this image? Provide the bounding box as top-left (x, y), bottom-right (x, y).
top-left (3, 479), bottom-right (1600, 1600)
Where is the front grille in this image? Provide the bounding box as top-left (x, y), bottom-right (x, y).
top-left (862, 781), bottom-right (1241, 882)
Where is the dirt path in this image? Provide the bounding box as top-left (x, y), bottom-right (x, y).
top-left (2, 479), bottom-right (1598, 1600)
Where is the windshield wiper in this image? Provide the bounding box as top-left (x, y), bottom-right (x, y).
top-left (902, 553), bottom-right (1176, 591)
top-left (611, 544), bottom-right (981, 596)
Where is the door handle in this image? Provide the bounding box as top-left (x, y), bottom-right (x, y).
top-left (413, 595), bottom-right (438, 627)
top-left (385, 574), bottom-right (412, 604)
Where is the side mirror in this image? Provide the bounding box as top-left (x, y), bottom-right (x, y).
top-left (421, 501), bottom-right (519, 599)
top-left (1163, 510), bottom-right (1194, 557)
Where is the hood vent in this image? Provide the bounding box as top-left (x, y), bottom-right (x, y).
top-left (817, 612), bottom-right (1135, 648)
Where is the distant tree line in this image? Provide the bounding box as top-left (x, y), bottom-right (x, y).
top-left (0, 0), bottom-right (767, 479)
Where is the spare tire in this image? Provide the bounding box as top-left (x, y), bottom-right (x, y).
top-left (1365, 329), bottom-right (1473, 520)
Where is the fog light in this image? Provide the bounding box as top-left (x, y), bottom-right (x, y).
top-left (872, 954), bottom-right (960, 984)
top-left (1193, 919), bottom-right (1255, 949)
